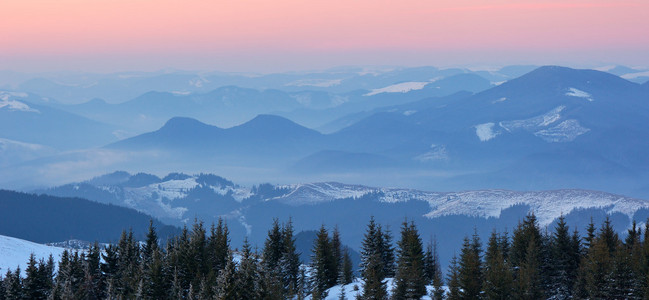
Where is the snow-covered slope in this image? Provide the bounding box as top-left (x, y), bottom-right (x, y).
top-left (0, 235), bottom-right (66, 275)
top-left (270, 183), bottom-right (649, 226)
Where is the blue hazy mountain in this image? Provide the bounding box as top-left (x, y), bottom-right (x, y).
top-left (52, 71), bottom-right (492, 133)
top-left (3, 66), bottom-right (648, 198)
top-left (107, 115), bottom-right (324, 164)
top-left (0, 92), bottom-right (118, 151)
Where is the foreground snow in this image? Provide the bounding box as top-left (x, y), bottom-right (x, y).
top-left (307, 278), bottom-right (445, 300)
top-left (0, 235), bottom-right (66, 275)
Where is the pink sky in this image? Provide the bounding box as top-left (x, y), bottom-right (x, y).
top-left (1, 0), bottom-right (648, 72)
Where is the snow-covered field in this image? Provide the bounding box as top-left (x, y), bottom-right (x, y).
top-left (0, 235), bottom-right (66, 275)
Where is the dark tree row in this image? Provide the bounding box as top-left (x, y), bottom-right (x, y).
top-left (2, 214), bottom-right (649, 299)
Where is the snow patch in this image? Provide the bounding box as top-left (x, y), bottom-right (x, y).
top-left (286, 79), bottom-right (343, 87)
top-left (474, 123), bottom-right (499, 141)
top-left (492, 97), bottom-right (508, 103)
top-left (499, 106), bottom-right (564, 132)
top-left (415, 144), bottom-right (449, 162)
top-left (272, 182), bottom-right (375, 205)
top-left (534, 119), bottom-right (590, 142)
top-left (566, 88), bottom-right (593, 101)
top-left (364, 82), bottom-right (429, 96)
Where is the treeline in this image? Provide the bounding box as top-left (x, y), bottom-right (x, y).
top-left (2, 214), bottom-right (649, 299)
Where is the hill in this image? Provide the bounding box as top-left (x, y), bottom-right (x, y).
top-left (0, 190), bottom-right (179, 244)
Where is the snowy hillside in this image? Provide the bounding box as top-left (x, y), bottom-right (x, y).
top-left (42, 172), bottom-right (649, 231)
top-left (271, 183), bottom-right (649, 226)
top-left (0, 235), bottom-right (66, 275)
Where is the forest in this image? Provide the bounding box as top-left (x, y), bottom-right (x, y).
top-left (1, 214), bottom-right (647, 300)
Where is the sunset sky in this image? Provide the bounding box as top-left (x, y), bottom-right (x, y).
top-left (1, 0), bottom-right (648, 72)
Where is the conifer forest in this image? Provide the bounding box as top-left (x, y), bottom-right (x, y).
top-left (1, 214), bottom-right (648, 300)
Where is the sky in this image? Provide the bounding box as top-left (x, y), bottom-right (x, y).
top-left (1, 0), bottom-right (648, 73)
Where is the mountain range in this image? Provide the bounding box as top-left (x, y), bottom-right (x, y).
top-left (36, 171), bottom-right (649, 269)
top-left (2, 66), bottom-right (648, 198)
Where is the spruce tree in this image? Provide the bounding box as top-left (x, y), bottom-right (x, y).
top-left (280, 219), bottom-right (301, 297)
top-left (548, 215), bottom-right (579, 299)
top-left (446, 255), bottom-right (461, 300)
top-left (393, 221), bottom-right (426, 300)
top-left (310, 225), bottom-right (335, 300)
top-left (457, 233), bottom-right (483, 299)
top-left (610, 243), bottom-right (637, 299)
top-left (4, 268), bottom-right (23, 300)
top-left (208, 218), bottom-right (230, 273)
top-left (340, 248), bottom-right (354, 285)
top-left (236, 238), bottom-right (261, 299)
top-left (23, 254), bottom-right (47, 300)
top-left (360, 252), bottom-right (388, 300)
top-left (510, 213), bottom-right (544, 299)
top-left (214, 251), bottom-right (237, 300)
top-left (331, 226), bottom-right (343, 285)
top-left (0, 272), bottom-right (6, 300)
top-left (484, 231), bottom-right (512, 300)
top-left (428, 240), bottom-right (444, 300)
top-left (380, 226), bottom-right (395, 278)
top-left (516, 236), bottom-right (544, 300)
top-left (583, 237), bottom-right (613, 299)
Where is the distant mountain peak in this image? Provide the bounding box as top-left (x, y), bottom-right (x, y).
top-left (160, 116), bottom-right (214, 131)
top-left (233, 114), bottom-right (320, 135)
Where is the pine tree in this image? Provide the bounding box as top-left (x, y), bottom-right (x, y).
top-left (116, 229), bottom-right (141, 298)
top-left (0, 272), bottom-right (6, 300)
top-left (280, 219), bottom-right (301, 297)
top-left (428, 240), bottom-right (444, 300)
top-left (310, 225), bottom-right (335, 300)
top-left (510, 213), bottom-right (544, 299)
top-left (457, 233), bottom-right (483, 299)
top-left (3, 268), bottom-right (23, 300)
top-left (548, 215), bottom-right (579, 299)
top-left (516, 236), bottom-right (544, 300)
top-left (214, 251), bottom-right (237, 300)
top-left (393, 221), bottom-right (427, 300)
top-left (262, 219), bottom-right (285, 298)
top-left (331, 226), bottom-right (343, 285)
top-left (189, 220), bottom-right (208, 288)
top-left (484, 231), bottom-right (512, 300)
top-left (380, 226), bottom-right (395, 278)
top-left (236, 238), bottom-right (261, 299)
top-left (340, 248), bottom-right (354, 285)
top-left (584, 217), bottom-right (596, 251)
top-left (360, 252), bottom-right (388, 300)
top-left (23, 254), bottom-right (47, 300)
top-left (446, 255), bottom-right (461, 300)
top-left (583, 237), bottom-right (613, 299)
top-left (208, 218), bottom-right (230, 273)
top-left (610, 243), bottom-right (638, 299)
